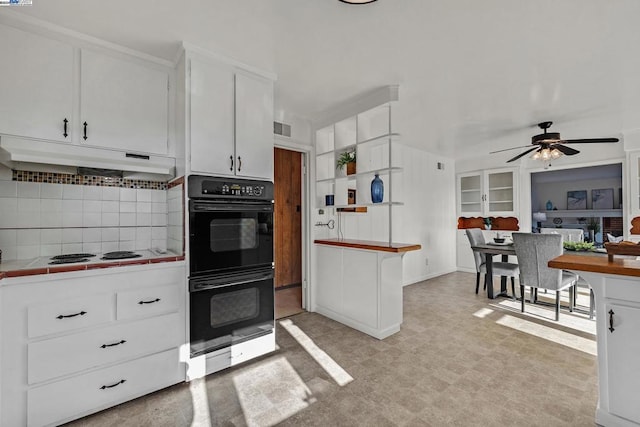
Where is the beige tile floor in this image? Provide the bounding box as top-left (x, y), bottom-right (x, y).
top-left (65, 272), bottom-right (597, 426)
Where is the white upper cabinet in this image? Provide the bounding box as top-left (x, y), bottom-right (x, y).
top-left (80, 49), bottom-right (169, 155)
top-left (0, 22), bottom-right (171, 157)
top-left (457, 168), bottom-right (517, 216)
top-left (0, 24), bottom-right (74, 142)
top-left (188, 56), bottom-right (274, 180)
top-left (189, 58), bottom-right (235, 175)
top-left (234, 71), bottom-right (274, 180)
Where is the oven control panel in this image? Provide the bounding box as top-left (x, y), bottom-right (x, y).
top-left (188, 175), bottom-right (274, 201)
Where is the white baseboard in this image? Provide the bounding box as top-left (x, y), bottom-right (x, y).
top-left (403, 268), bottom-right (458, 286)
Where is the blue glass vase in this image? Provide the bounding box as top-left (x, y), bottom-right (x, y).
top-left (371, 173), bottom-right (384, 203)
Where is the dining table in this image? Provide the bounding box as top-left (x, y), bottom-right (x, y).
top-left (470, 242), bottom-right (517, 299)
top-left (471, 241), bottom-right (608, 299)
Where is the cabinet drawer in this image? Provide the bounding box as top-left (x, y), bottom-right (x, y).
top-left (27, 348), bottom-right (181, 427)
top-left (605, 277), bottom-right (640, 304)
top-left (28, 313), bottom-right (182, 384)
top-left (117, 284), bottom-right (179, 321)
top-left (28, 293), bottom-right (113, 339)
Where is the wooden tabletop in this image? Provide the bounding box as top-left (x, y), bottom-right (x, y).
top-left (549, 253), bottom-right (640, 278)
top-left (314, 238), bottom-right (421, 253)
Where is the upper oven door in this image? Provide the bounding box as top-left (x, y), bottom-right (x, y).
top-left (189, 200), bottom-right (274, 277)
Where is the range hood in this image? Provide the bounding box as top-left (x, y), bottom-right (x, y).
top-left (0, 136), bottom-right (175, 179)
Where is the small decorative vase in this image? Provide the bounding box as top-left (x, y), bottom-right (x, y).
top-left (546, 200), bottom-right (553, 210)
top-left (371, 173), bottom-right (384, 203)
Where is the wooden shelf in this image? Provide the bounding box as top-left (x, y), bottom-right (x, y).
top-left (545, 209), bottom-right (622, 217)
top-left (314, 238), bottom-right (421, 253)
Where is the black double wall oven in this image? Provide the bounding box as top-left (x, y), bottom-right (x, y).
top-left (188, 175), bottom-right (274, 357)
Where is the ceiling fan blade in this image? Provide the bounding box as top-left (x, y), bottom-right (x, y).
top-left (563, 137), bottom-right (619, 144)
top-left (506, 146), bottom-right (539, 163)
top-left (551, 144), bottom-right (580, 156)
top-left (489, 145), bottom-right (532, 154)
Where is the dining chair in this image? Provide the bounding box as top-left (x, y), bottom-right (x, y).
top-left (512, 232), bottom-right (578, 320)
top-left (465, 228), bottom-right (519, 296)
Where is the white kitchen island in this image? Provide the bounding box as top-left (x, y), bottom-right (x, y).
top-left (550, 254), bottom-right (640, 427)
top-left (313, 238), bottom-right (420, 340)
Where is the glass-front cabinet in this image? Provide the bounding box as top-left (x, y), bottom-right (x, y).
top-left (456, 168), bottom-right (516, 216)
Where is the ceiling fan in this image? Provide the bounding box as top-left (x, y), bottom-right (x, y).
top-left (491, 121), bottom-right (619, 163)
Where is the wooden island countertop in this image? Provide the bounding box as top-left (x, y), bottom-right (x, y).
top-left (549, 253), bottom-right (640, 277)
top-left (314, 238), bottom-right (421, 253)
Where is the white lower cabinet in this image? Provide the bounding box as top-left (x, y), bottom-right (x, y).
top-left (605, 303), bottom-right (640, 424)
top-left (314, 244), bottom-right (403, 340)
top-left (28, 349), bottom-right (181, 427)
top-left (28, 312), bottom-right (182, 384)
top-left (0, 263), bottom-right (186, 427)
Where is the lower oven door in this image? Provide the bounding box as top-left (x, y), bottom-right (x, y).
top-left (189, 268), bottom-right (274, 357)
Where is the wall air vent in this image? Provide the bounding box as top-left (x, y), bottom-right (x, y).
top-left (273, 121), bottom-right (292, 137)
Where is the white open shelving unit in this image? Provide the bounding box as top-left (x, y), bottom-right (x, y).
top-left (315, 104), bottom-right (402, 210)
top-left (315, 98), bottom-right (403, 245)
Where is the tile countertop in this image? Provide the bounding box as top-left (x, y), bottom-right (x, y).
top-left (0, 250), bottom-right (185, 279)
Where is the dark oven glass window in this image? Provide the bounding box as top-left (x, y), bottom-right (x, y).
top-left (210, 287), bottom-right (259, 327)
top-left (210, 218), bottom-right (258, 252)
top-left (190, 208), bottom-right (273, 276)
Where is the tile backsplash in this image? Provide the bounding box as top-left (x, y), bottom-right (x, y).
top-left (0, 180), bottom-right (173, 261)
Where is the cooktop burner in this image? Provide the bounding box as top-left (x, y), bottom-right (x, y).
top-left (101, 251), bottom-right (142, 260)
top-left (51, 253), bottom-right (97, 260)
top-left (49, 258), bottom-right (92, 265)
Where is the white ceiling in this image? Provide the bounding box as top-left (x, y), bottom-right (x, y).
top-left (8, 0), bottom-right (640, 157)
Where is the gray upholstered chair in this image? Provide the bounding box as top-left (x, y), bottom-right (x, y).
top-left (512, 232), bottom-right (578, 320)
top-left (465, 228), bottom-right (519, 297)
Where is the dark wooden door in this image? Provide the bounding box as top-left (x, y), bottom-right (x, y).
top-left (274, 148), bottom-right (302, 288)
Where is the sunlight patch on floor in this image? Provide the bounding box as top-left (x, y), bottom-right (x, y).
top-left (188, 377), bottom-right (212, 427)
top-left (279, 319), bottom-right (353, 386)
top-left (473, 307), bottom-right (494, 318)
top-left (496, 314), bottom-right (597, 356)
top-left (232, 356), bottom-right (314, 427)
top-left (492, 298), bottom-right (596, 335)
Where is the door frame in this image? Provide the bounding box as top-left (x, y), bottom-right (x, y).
top-left (274, 137), bottom-right (311, 310)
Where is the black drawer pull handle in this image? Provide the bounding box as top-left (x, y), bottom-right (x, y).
top-left (126, 153), bottom-right (150, 160)
top-left (238, 156), bottom-right (242, 172)
top-left (100, 340), bottom-right (126, 349)
top-left (56, 311), bottom-right (87, 319)
top-left (138, 298), bottom-right (160, 305)
top-left (63, 118), bottom-right (68, 138)
top-left (230, 155), bottom-right (234, 171)
top-left (609, 309), bottom-right (615, 333)
top-left (100, 379), bottom-right (126, 390)
top-left (83, 121), bottom-right (88, 140)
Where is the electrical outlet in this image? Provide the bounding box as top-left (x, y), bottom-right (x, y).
top-left (425, 257), bottom-right (429, 266)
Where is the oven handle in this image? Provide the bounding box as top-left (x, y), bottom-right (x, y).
top-left (190, 202), bottom-right (273, 212)
top-left (190, 270), bottom-right (274, 292)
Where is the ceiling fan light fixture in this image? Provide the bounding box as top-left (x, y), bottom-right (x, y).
top-left (531, 147), bottom-right (563, 162)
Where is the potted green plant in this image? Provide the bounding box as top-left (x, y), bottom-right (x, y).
top-left (587, 218), bottom-right (600, 243)
top-left (336, 151), bottom-right (356, 175)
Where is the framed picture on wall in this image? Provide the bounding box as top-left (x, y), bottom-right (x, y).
top-left (592, 188), bottom-right (614, 209)
top-left (567, 190), bottom-right (587, 210)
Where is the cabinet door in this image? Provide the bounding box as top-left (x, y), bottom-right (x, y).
top-left (457, 172), bottom-right (483, 216)
top-left (0, 24), bottom-right (73, 142)
top-left (235, 71), bottom-right (274, 180)
top-left (485, 169), bottom-right (515, 215)
top-left (80, 49), bottom-right (169, 155)
top-left (189, 58), bottom-right (235, 175)
top-left (606, 303), bottom-right (640, 423)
